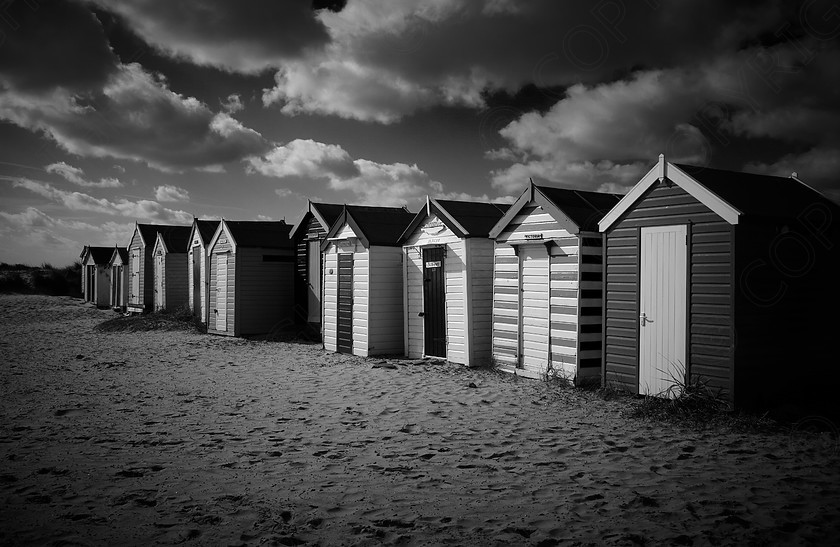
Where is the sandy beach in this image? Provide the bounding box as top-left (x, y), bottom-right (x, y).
top-left (1, 294), bottom-right (838, 546)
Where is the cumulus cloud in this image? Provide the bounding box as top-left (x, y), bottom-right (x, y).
top-left (11, 178), bottom-right (192, 224)
top-left (248, 139), bottom-right (443, 206)
top-left (260, 0), bottom-right (789, 122)
top-left (88, 0), bottom-right (334, 74)
top-left (45, 162), bottom-right (123, 188)
top-left (0, 63), bottom-right (270, 172)
top-left (489, 41), bottom-right (840, 193)
top-left (154, 185), bottom-right (190, 202)
top-left (221, 94), bottom-right (244, 114)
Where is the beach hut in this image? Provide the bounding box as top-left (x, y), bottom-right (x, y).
top-left (488, 182), bottom-right (621, 384)
top-left (398, 198), bottom-right (509, 366)
top-left (126, 223), bottom-right (189, 313)
top-left (151, 226), bottom-right (191, 312)
top-left (598, 155), bottom-right (840, 409)
top-left (81, 246), bottom-right (114, 307)
top-left (108, 246), bottom-right (129, 311)
top-left (206, 220), bottom-right (295, 337)
top-left (321, 205), bottom-right (415, 357)
top-left (291, 201), bottom-right (344, 336)
top-left (187, 219), bottom-right (221, 323)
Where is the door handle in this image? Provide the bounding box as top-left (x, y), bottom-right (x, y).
top-left (640, 313), bottom-right (653, 326)
top-left (418, 312), bottom-right (425, 317)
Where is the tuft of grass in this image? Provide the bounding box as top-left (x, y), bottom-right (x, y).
top-left (626, 371), bottom-right (776, 432)
top-left (95, 305), bottom-right (205, 333)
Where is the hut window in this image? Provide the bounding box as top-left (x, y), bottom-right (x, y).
top-left (263, 255), bottom-right (294, 263)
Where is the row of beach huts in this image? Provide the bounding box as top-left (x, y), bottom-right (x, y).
top-left (79, 156), bottom-right (839, 410)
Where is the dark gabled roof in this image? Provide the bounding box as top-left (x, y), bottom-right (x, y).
top-left (156, 225), bottom-right (192, 253)
top-left (674, 163), bottom-right (839, 219)
top-left (225, 220), bottom-right (293, 249)
top-left (344, 205), bottom-right (415, 246)
top-left (195, 219), bottom-right (220, 243)
top-left (137, 223), bottom-right (189, 248)
top-left (537, 186), bottom-right (623, 232)
top-left (88, 246), bottom-right (116, 265)
top-left (115, 247), bottom-right (128, 263)
top-left (311, 202), bottom-right (344, 230)
top-left (435, 199), bottom-right (510, 237)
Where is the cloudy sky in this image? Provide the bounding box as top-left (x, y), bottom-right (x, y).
top-left (1, 0), bottom-right (838, 266)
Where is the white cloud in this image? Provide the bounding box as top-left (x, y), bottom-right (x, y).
top-left (248, 139), bottom-right (445, 206)
top-left (154, 184), bottom-right (190, 202)
top-left (45, 162), bottom-right (123, 188)
top-left (221, 94), bottom-right (244, 113)
top-left (11, 178), bottom-right (192, 224)
top-left (1, 64), bottom-right (270, 172)
top-left (248, 139), bottom-right (359, 179)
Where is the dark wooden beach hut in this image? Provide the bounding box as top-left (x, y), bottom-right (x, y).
top-left (291, 201), bottom-right (343, 337)
top-left (206, 220), bottom-right (295, 337)
top-left (598, 155), bottom-right (840, 410)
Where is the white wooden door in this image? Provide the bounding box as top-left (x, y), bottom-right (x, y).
top-left (130, 252), bottom-right (140, 305)
top-left (519, 245), bottom-right (550, 373)
top-left (639, 225), bottom-right (687, 396)
top-left (215, 253), bottom-right (228, 332)
top-left (307, 240), bottom-right (321, 323)
top-left (154, 254), bottom-right (164, 310)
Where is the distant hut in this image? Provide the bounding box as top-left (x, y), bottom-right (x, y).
top-left (126, 223), bottom-right (190, 313)
top-left (321, 205), bottom-right (415, 357)
top-left (187, 219), bottom-right (221, 323)
top-left (108, 246), bottom-right (129, 311)
top-left (291, 201), bottom-right (344, 337)
top-left (206, 220), bottom-right (295, 337)
top-left (488, 182), bottom-right (621, 384)
top-left (398, 198), bottom-right (509, 366)
top-left (81, 246), bottom-right (115, 307)
top-left (598, 155), bottom-right (840, 409)
top-left (151, 226), bottom-right (191, 312)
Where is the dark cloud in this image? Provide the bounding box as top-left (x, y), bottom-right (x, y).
top-left (88, 0), bottom-right (334, 74)
top-left (0, 0), bottom-right (118, 93)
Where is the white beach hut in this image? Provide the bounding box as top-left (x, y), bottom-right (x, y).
top-left (108, 246), bottom-right (129, 311)
top-left (151, 226), bottom-right (191, 312)
top-left (398, 198), bottom-right (509, 366)
top-left (321, 205), bottom-right (415, 357)
top-left (187, 219), bottom-right (221, 324)
top-left (489, 182), bottom-right (621, 384)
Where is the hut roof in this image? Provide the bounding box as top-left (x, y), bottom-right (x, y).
top-left (87, 246), bottom-right (116, 265)
top-left (343, 205), bottom-right (415, 246)
top-left (155, 225), bottom-right (192, 253)
top-left (195, 219), bottom-right (221, 244)
top-left (224, 220), bottom-right (293, 249)
top-left (291, 201), bottom-right (344, 240)
top-left (674, 164), bottom-right (838, 220)
top-left (536, 187), bottom-right (622, 232)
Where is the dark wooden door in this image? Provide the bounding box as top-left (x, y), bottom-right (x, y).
top-left (336, 253), bottom-right (353, 354)
top-left (423, 247), bottom-right (446, 358)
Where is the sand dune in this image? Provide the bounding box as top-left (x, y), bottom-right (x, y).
top-left (1, 294), bottom-right (838, 545)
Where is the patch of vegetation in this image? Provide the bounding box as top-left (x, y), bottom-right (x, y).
top-left (95, 305), bottom-right (206, 333)
top-left (0, 262), bottom-right (82, 297)
top-left (626, 372), bottom-right (776, 432)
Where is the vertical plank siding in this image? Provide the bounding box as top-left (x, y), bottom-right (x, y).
top-left (127, 229), bottom-right (149, 312)
top-left (368, 246), bottom-right (404, 355)
top-left (164, 253), bottom-right (189, 311)
top-left (603, 184), bottom-right (733, 396)
top-left (323, 251), bottom-right (338, 351)
top-left (208, 236), bottom-right (235, 336)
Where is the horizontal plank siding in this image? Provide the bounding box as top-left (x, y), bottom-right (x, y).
top-left (602, 183), bottom-right (733, 398)
top-left (468, 238), bottom-right (495, 367)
